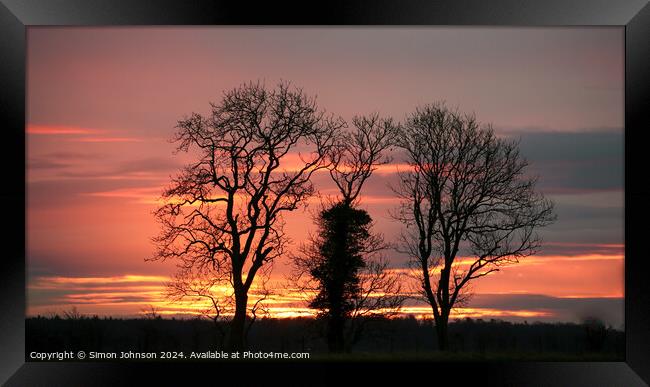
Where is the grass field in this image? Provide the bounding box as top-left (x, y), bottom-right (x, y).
top-left (26, 315), bottom-right (624, 362)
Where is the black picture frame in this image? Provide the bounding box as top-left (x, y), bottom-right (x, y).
top-left (1, 1), bottom-right (648, 386)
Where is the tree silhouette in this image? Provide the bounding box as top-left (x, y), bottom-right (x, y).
top-left (291, 115), bottom-right (404, 352)
top-left (393, 102), bottom-right (556, 351)
top-left (151, 81), bottom-right (343, 351)
top-left (164, 267), bottom-right (271, 349)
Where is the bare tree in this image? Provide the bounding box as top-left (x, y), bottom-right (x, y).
top-left (165, 267), bottom-right (232, 347)
top-left (151, 81), bottom-right (344, 351)
top-left (345, 257), bottom-right (405, 351)
top-left (62, 306), bottom-right (82, 320)
top-left (290, 114), bottom-right (404, 352)
top-left (165, 266), bottom-right (272, 349)
top-left (329, 114), bottom-right (398, 204)
top-left (140, 304), bottom-right (162, 320)
top-left (393, 102), bottom-right (556, 350)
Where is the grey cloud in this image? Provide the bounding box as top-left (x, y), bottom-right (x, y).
top-left (512, 130), bottom-right (623, 194)
top-left (27, 151), bottom-right (107, 171)
top-left (533, 243), bottom-right (622, 257)
top-left (46, 151), bottom-right (106, 160)
top-left (115, 157), bottom-right (183, 174)
top-left (28, 159), bottom-right (70, 170)
top-left (27, 178), bottom-right (164, 208)
top-left (54, 157), bottom-right (182, 179)
top-left (470, 293), bottom-right (623, 328)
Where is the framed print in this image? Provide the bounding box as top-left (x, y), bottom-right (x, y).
top-left (1, 1), bottom-right (649, 386)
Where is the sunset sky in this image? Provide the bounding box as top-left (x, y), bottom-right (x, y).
top-left (27, 27), bottom-right (624, 327)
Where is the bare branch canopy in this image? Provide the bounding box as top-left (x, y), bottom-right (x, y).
top-left (393, 102), bottom-right (556, 350)
top-left (151, 81), bottom-right (345, 351)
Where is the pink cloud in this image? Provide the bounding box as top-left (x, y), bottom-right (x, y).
top-left (70, 137), bottom-right (143, 143)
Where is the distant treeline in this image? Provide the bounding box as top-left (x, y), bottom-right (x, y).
top-left (27, 315), bottom-right (623, 360)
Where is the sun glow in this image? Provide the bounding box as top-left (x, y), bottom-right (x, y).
top-left (28, 273), bottom-right (561, 321)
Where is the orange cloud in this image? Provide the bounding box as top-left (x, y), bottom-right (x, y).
top-left (42, 274), bottom-right (169, 285)
top-left (27, 125), bottom-right (98, 135)
top-left (27, 124), bottom-right (143, 142)
top-left (27, 269), bottom-right (618, 323)
top-left (395, 306), bottom-right (553, 320)
top-left (83, 187), bottom-right (163, 203)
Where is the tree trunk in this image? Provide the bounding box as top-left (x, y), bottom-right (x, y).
top-left (436, 265), bottom-right (451, 351)
top-left (225, 288), bottom-right (248, 352)
top-left (327, 314), bottom-right (345, 353)
top-left (435, 312), bottom-right (450, 351)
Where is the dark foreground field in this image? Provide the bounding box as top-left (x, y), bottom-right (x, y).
top-left (26, 316), bottom-right (623, 361)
